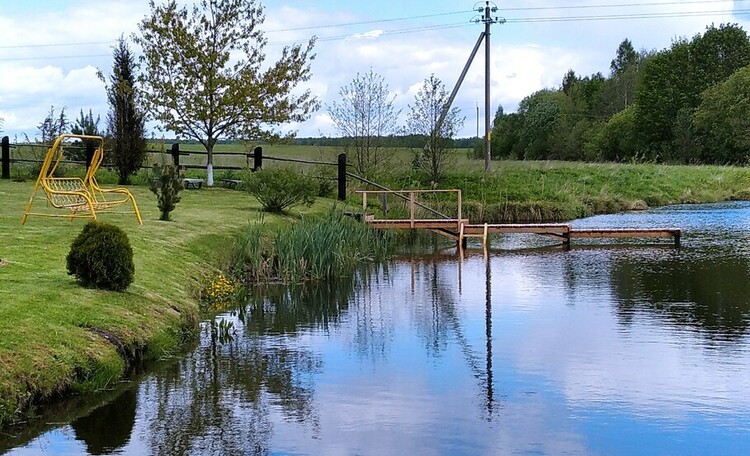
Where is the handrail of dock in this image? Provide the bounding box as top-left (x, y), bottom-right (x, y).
top-left (356, 188), bottom-right (682, 248)
top-left (356, 189), bottom-right (462, 230)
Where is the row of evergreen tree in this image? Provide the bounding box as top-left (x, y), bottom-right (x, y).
top-left (485, 23), bottom-right (750, 165)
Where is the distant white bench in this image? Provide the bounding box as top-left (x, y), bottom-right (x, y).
top-left (220, 178), bottom-right (242, 189)
top-left (183, 178), bottom-right (204, 189)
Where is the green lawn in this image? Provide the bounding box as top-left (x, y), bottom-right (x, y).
top-left (3, 155), bottom-right (750, 427)
top-left (0, 178), bottom-right (334, 427)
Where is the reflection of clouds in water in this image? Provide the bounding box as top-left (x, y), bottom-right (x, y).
top-left (501, 252), bottom-right (750, 423)
top-left (270, 368), bottom-right (590, 455)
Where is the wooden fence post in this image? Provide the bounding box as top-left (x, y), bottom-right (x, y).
top-left (253, 146), bottom-right (262, 171)
top-left (337, 153), bottom-right (347, 201)
top-left (171, 143), bottom-right (180, 168)
top-left (1, 136), bottom-right (9, 179)
top-left (85, 141), bottom-right (95, 171)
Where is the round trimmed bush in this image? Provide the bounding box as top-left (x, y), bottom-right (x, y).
top-left (66, 222), bottom-right (135, 292)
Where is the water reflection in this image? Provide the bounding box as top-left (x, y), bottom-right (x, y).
top-left (70, 388), bottom-right (137, 455)
top-left (611, 251), bottom-right (750, 340)
top-left (5, 203), bottom-right (750, 455)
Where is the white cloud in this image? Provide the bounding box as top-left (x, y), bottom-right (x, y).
top-left (2, 0), bottom-right (749, 139)
top-left (346, 30), bottom-right (384, 40)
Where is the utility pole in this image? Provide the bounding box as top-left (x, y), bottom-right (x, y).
top-left (477, 1), bottom-right (503, 172)
top-left (476, 102), bottom-right (480, 139)
top-left (431, 2), bottom-right (503, 171)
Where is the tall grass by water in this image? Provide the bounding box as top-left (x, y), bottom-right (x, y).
top-left (229, 211), bottom-right (395, 285)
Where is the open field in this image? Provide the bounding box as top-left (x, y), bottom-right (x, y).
top-left (0, 178), bottom-right (337, 427)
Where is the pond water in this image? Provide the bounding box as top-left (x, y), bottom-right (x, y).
top-left (3, 202), bottom-right (750, 455)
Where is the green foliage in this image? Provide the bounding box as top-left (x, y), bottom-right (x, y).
top-left (327, 70), bottom-right (400, 176)
top-left (229, 212), bottom-right (395, 285)
top-left (693, 64), bottom-right (750, 164)
top-left (149, 164), bottom-right (183, 221)
top-left (243, 167), bottom-right (317, 213)
top-left (66, 222), bottom-right (135, 292)
top-left (106, 37), bottom-right (147, 185)
top-left (635, 24), bottom-right (750, 162)
top-left (593, 106), bottom-right (638, 161)
top-left (406, 74), bottom-right (465, 183)
top-left (135, 0), bottom-right (318, 186)
top-left (70, 109), bottom-right (102, 162)
top-left (37, 106), bottom-right (68, 145)
top-left (482, 25), bottom-right (750, 165)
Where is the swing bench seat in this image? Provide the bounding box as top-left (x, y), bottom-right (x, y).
top-left (21, 135), bottom-right (143, 225)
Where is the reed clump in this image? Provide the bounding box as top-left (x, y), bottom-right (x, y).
top-left (229, 212), bottom-right (394, 285)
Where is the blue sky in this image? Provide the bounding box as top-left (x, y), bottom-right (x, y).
top-left (0, 0), bottom-right (748, 140)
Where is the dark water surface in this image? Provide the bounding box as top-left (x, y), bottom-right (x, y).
top-left (4, 202), bottom-right (750, 455)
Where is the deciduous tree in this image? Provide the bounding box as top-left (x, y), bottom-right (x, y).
top-left (327, 70), bottom-right (400, 177)
top-left (37, 106), bottom-right (68, 145)
top-left (693, 64), bottom-right (750, 163)
top-left (405, 74), bottom-right (464, 184)
top-left (135, 0), bottom-right (318, 186)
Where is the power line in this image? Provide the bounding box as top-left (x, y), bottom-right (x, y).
top-left (264, 10), bottom-right (474, 33)
top-left (501, 0), bottom-right (747, 12)
top-left (506, 8), bottom-right (750, 23)
top-left (0, 54), bottom-right (111, 62)
top-left (0, 4), bottom-right (746, 59)
top-left (0, 40), bottom-right (115, 50)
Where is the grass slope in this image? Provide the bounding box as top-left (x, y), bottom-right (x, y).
top-left (0, 179), bottom-right (329, 427)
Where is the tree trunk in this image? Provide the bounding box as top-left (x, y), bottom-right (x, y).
top-left (206, 144), bottom-right (214, 187)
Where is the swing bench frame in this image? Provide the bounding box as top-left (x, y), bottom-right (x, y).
top-left (21, 134), bottom-right (143, 225)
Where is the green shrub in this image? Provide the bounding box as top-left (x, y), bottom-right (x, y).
top-left (149, 164), bottom-right (183, 221)
top-left (66, 222), bottom-right (135, 291)
top-left (243, 167), bottom-right (317, 213)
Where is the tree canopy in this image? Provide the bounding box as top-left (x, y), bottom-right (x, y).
top-left (489, 23), bottom-right (750, 165)
top-left (135, 0), bottom-right (318, 186)
top-left (106, 37), bottom-right (146, 185)
top-left (406, 74), bottom-right (465, 183)
top-left (327, 70), bottom-right (400, 177)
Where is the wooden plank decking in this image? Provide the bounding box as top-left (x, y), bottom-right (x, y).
top-left (355, 189), bottom-right (682, 248)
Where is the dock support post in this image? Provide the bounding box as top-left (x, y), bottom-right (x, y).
top-left (674, 230), bottom-right (681, 248)
top-left (562, 231), bottom-right (571, 250)
top-left (409, 191), bottom-right (415, 228)
top-left (1, 136), bottom-right (9, 179)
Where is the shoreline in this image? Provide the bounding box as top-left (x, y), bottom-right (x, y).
top-left (3, 160), bottom-right (750, 429)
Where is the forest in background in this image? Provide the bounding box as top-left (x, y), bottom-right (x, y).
top-left (484, 23), bottom-right (750, 165)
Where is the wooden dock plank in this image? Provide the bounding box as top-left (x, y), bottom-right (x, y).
top-left (463, 223), bottom-right (570, 235)
top-left (368, 219), bottom-right (468, 230)
top-left (569, 228), bottom-right (681, 239)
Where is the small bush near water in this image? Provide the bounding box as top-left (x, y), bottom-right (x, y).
top-left (228, 212), bottom-right (394, 285)
top-left (243, 167), bottom-right (317, 213)
top-left (66, 222), bottom-right (135, 291)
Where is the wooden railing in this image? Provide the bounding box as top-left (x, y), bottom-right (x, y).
top-left (356, 189), bottom-right (463, 230)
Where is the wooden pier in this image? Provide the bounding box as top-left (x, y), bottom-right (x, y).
top-left (357, 190), bottom-right (682, 248)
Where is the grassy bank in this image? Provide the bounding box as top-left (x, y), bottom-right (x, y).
top-left (2, 158), bottom-right (750, 428)
top-left (375, 161), bottom-right (750, 222)
top-left (0, 178), bottom-right (330, 428)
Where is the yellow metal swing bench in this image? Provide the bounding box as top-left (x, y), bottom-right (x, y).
top-left (21, 134), bottom-right (143, 225)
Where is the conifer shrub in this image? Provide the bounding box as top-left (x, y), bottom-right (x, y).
top-left (66, 222), bottom-right (135, 291)
top-left (150, 164), bottom-right (183, 221)
top-left (243, 167), bottom-right (317, 213)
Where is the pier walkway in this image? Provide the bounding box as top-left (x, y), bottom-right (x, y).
top-left (357, 190), bottom-right (681, 248)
